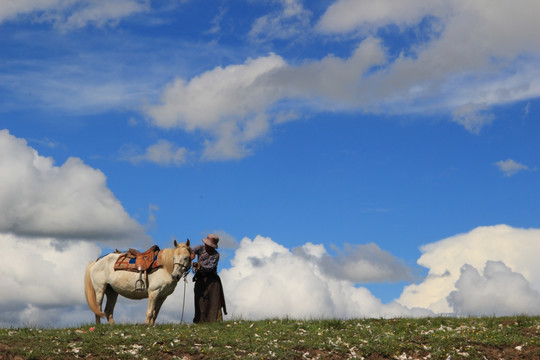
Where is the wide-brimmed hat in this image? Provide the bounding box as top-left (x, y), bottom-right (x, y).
top-left (203, 234), bottom-right (219, 249)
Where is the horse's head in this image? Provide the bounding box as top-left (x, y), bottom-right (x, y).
top-left (171, 239), bottom-right (192, 282)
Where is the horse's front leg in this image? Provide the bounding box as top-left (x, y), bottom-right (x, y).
top-left (153, 296), bottom-right (166, 323)
top-left (145, 291), bottom-right (159, 325)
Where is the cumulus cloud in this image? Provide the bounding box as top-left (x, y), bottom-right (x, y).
top-left (145, 54), bottom-right (288, 160)
top-left (494, 159), bottom-right (531, 177)
top-left (0, 129), bottom-right (145, 243)
top-left (448, 261), bottom-right (540, 316)
top-left (0, 0), bottom-right (149, 30)
top-left (0, 233), bottom-right (103, 327)
top-left (398, 225), bottom-right (540, 314)
top-left (146, 37), bottom-right (386, 160)
top-left (0, 233), bottom-right (101, 326)
top-left (220, 235), bottom-right (429, 320)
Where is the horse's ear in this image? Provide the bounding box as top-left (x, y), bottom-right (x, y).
top-left (174, 239), bottom-right (179, 248)
top-left (186, 238), bottom-right (190, 247)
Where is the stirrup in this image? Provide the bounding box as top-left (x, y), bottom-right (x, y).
top-left (135, 270), bottom-right (146, 291)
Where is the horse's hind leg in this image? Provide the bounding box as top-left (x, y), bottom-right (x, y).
top-left (94, 286), bottom-right (106, 325)
top-left (104, 285), bottom-right (118, 324)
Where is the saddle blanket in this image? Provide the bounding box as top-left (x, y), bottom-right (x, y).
top-left (113, 251), bottom-right (164, 272)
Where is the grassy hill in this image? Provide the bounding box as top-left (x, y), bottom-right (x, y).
top-left (1, 316), bottom-right (539, 359)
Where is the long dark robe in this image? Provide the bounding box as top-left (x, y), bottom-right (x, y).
top-left (193, 271), bottom-right (227, 323)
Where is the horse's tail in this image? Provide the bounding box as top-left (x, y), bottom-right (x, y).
top-left (84, 262), bottom-right (105, 318)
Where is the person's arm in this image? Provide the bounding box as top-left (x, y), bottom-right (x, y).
top-left (191, 245), bottom-right (202, 269)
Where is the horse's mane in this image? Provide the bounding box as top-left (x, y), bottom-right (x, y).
top-left (160, 248), bottom-right (174, 274)
top-left (160, 243), bottom-right (190, 274)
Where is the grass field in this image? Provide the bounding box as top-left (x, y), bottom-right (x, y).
top-left (1, 316), bottom-right (539, 359)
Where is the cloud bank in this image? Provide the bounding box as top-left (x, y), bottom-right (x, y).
top-left (61, 228), bottom-right (540, 326)
top-left (2, 226), bottom-right (540, 327)
top-left (1, 132), bottom-right (539, 327)
top-left (3, 1), bottom-right (539, 165)
top-left (219, 236), bottom-right (427, 320)
top-left (143, 0), bottom-right (540, 161)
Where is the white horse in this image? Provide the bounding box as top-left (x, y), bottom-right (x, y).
top-left (84, 240), bottom-right (191, 325)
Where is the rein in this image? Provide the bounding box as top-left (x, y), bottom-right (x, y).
top-left (175, 247), bottom-right (192, 324)
top-left (180, 271), bottom-right (189, 323)
top-left (171, 244), bottom-right (192, 324)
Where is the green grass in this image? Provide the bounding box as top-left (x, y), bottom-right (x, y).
top-left (1, 316), bottom-right (540, 359)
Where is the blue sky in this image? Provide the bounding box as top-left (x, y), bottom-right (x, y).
top-left (1, 0), bottom-right (539, 326)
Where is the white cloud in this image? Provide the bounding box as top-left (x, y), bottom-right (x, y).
top-left (220, 235), bottom-right (430, 320)
top-left (0, 129), bottom-right (145, 243)
top-left (0, 232), bottom-right (191, 328)
top-left (494, 159), bottom-right (530, 177)
top-left (248, 0), bottom-right (312, 43)
top-left (279, 37), bottom-right (387, 104)
top-left (451, 104), bottom-right (494, 135)
top-left (146, 0), bottom-right (540, 158)
top-left (122, 139), bottom-right (188, 167)
top-left (0, 0), bottom-right (149, 30)
top-left (315, 0), bottom-right (540, 127)
top-left (294, 242), bottom-right (413, 283)
top-left (448, 261), bottom-right (540, 316)
top-left (0, 130), bottom-right (162, 327)
top-left (317, 0), bottom-right (540, 59)
top-left (0, 233), bottom-right (102, 327)
top-left (146, 37), bottom-right (386, 160)
top-left (3, 225), bottom-right (540, 327)
top-left (205, 6), bottom-right (227, 35)
top-left (316, 0), bottom-right (448, 33)
top-left (398, 225), bottom-right (540, 314)
top-left (145, 54), bottom-right (288, 160)
top-left (6, 0), bottom-right (539, 163)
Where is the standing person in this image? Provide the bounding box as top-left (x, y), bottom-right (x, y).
top-left (191, 234), bottom-right (227, 323)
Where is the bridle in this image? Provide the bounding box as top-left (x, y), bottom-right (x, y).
top-left (172, 246), bottom-right (193, 279)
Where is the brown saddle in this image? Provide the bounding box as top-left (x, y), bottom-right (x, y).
top-left (127, 245), bottom-right (160, 271)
